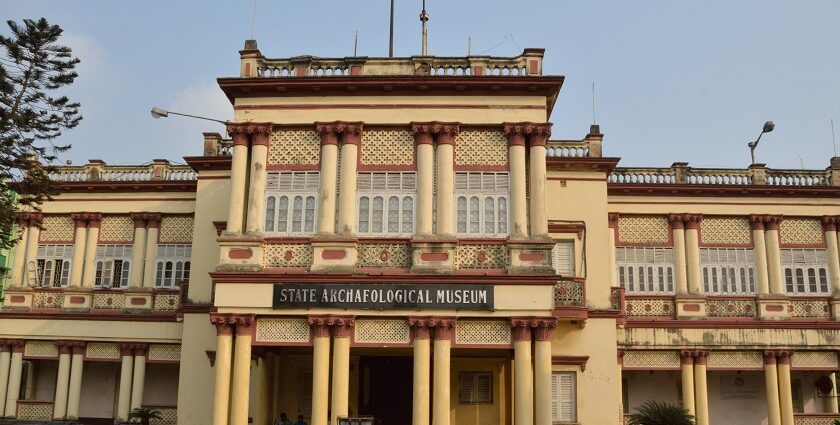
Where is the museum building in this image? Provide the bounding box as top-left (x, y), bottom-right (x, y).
top-left (1, 40), bottom-right (840, 425)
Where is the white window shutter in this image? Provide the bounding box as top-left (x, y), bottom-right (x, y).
top-left (551, 373), bottom-right (560, 422)
top-left (557, 372), bottom-right (577, 422)
top-left (553, 242), bottom-right (575, 276)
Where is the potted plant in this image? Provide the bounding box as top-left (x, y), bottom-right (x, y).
top-left (128, 407), bottom-right (162, 425)
top-left (628, 400), bottom-right (694, 425)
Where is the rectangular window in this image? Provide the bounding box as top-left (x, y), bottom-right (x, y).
top-left (553, 241), bottom-right (575, 276)
top-left (35, 244), bottom-right (74, 287)
top-left (454, 172), bottom-right (509, 236)
top-left (782, 249), bottom-right (830, 296)
top-left (700, 248), bottom-right (757, 295)
top-left (93, 245), bottom-right (133, 288)
top-left (552, 372), bottom-right (577, 423)
top-left (265, 171), bottom-right (319, 235)
top-left (792, 378), bottom-right (803, 413)
top-left (154, 244), bottom-right (191, 288)
top-left (459, 372), bottom-right (493, 404)
top-left (615, 247), bottom-right (675, 294)
top-left (357, 172), bottom-right (416, 236)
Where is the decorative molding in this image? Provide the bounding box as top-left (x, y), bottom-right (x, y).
top-left (551, 355), bottom-right (589, 371)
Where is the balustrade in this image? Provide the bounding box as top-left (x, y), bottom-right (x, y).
top-left (48, 161), bottom-right (197, 183)
top-left (609, 162), bottom-right (839, 187)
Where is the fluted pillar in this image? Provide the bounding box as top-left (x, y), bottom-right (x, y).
top-left (3, 341), bottom-right (24, 417)
top-left (511, 319), bottom-right (534, 425)
top-left (53, 342), bottom-right (72, 419)
top-left (141, 215), bottom-right (161, 288)
top-left (315, 123), bottom-right (340, 234)
top-left (23, 215), bottom-right (42, 286)
top-left (763, 351), bottom-right (782, 425)
top-left (765, 216), bottom-right (785, 295)
top-left (503, 125), bottom-right (529, 238)
top-left (434, 124), bottom-right (459, 236)
top-left (246, 124), bottom-right (273, 234)
top-left (230, 316), bottom-right (255, 425)
top-left (432, 319), bottom-right (454, 425)
top-left (527, 124), bottom-right (552, 238)
top-left (670, 215), bottom-right (689, 294)
top-left (337, 123), bottom-right (363, 235)
top-left (0, 343), bottom-right (10, 415)
top-left (777, 351), bottom-right (794, 425)
top-left (679, 351), bottom-right (695, 416)
top-left (129, 214), bottom-right (148, 287)
top-left (534, 319), bottom-right (557, 425)
top-left (210, 315), bottom-right (234, 425)
top-left (130, 344), bottom-right (147, 411)
top-left (330, 318), bottom-right (354, 425)
top-left (81, 215), bottom-right (102, 287)
top-left (66, 342), bottom-right (85, 419)
top-left (684, 215), bottom-right (703, 294)
top-left (822, 217), bottom-right (840, 294)
top-left (409, 318), bottom-right (431, 425)
top-left (256, 353), bottom-right (274, 425)
top-left (116, 344), bottom-right (135, 422)
top-left (226, 126), bottom-right (250, 234)
top-left (411, 125), bottom-right (435, 236)
top-left (693, 351), bottom-right (709, 425)
top-left (69, 215), bottom-right (88, 286)
top-left (751, 216), bottom-right (771, 295)
top-left (9, 215), bottom-right (30, 286)
top-left (608, 214), bottom-right (619, 286)
top-left (309, 317), bottom-right (332, 425)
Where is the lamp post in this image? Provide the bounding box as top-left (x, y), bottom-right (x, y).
top-left (748, 121), bottom-right (775, 164)
top-left (150, 107), bottom-right (228, 125)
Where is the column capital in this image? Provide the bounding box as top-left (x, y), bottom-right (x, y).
top-left (209, 313), bottom-right (235, 336)
top-left (17, 211), bottom-right (44, 228)
top-left (409, 123), bottom-right (435, 146)
top-left (510, 318), bottom-right (533, 342)
top-left (776, 350), bottom-right (792, 365)
top-left (668, 214), bottom-right (685, 229)
top-left (692, 350), bottom-right (709, 365)
top-left (7, 340), bottom-right (25, 353)
top-left (308, 315), bottom-right (332, 338)
top-left (408, 317), bottom-right (432, 339)
top-left (608, 213), bottom-right (620, 229)
top-left (119, 343), bottom-right (135, 356)
top-left (763, 350), bottom-right (778, 365)
top-left (524, 123), bottom-right (552, 147)
top-left (532, 318), bottom-right (558, 341)
top-left (315, 122), bottom-right (340, 146)
top-left (749, 214), bottom-right (767, 231)
top-left (69, 341), bottom-right (86, 355)
top-left (129, 213), bottom-right (148, 229)
top-left (56, 341), bottom-right (74, 355)
top-left (502, 123), bottom-right (528, 147)
top-left (328, 316), bottom-right (356, 338)
top-left (146, 214), bottom-right (162, 229)
top-left (431, 122), bottom-right (460, 145)
top-left (336, 121), bottom-right (364, 146)
top-left (243, 122), bottom-right (274, 147)
top-left (680, 350), bottom-right (695, 365)
top-left (763, 215), bottom-right (784, 231)
top-left (821, 216), bottom-right (838, 232)
top-left (428, 317), bottom-right (456, 340)
top-left (132, 343), bottom-right (149, 356)
top-left (231, 314), bottom-right (256, 334)
top-left (683, 214), bottom-right (703, 230)
top-left (71, 213), bottom-right (89, 228)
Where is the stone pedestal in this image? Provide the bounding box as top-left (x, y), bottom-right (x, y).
top-left (62, 287), bottom-right (93, 311)
top-left (1, 287), bottom-right (33, 311)
top-left (217, 235), bottom-right (263, 272)
top-left (675, 296), bottom-right (707, 319)
top-left (507, 238), bottom-right (555, 275)
top-left (310, 237), bottom-right (358, 273)
top-left (410, 238), bottom-right (457, 274)
top-left (758, 296), bottom-right (790, 320)
top-left (124, 288), bottom-right (153, 311)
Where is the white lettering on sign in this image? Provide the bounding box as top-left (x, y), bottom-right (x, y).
top-left (273, 284), bottom-right (494, 310)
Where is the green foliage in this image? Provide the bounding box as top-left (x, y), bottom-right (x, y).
top-left (628, 400), bottom-right (695, 425)
top-left (128, 407), bottom-right (162, 425)
top-left (832, 419), bottom-right (840, 425)
top-left (0, 18), bottom-right (81, 250)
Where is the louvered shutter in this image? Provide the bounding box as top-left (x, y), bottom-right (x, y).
top-left (476, 373), bottom-right (492, 403)
top-left (556, 372), bottom-right (577, 422)
top-left (459, 373), bottom-right (476, 403)
top-left (551, 373), bottom-right (560, 421)
top-left (300, 369), bottom-right (313, 419)
top-left (792, 379), bottom-right (803, 413)
top-left (553, 242), bottom-right (575, 276)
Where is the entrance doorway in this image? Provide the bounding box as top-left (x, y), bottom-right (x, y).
top-left (358, 356), bottom-right (412, 425)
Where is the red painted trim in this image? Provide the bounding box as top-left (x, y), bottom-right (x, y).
top-left (228, 249), bottom-right (253, 260)
top-left (551, 355), bottom-right (589, 371)
top-left (236, 103), bottom-right (547, 111)
top-left (184, 155), bottom-right (233, 171)
top-left (321, 249), bottom-right (347, 260)
top-left (608, 184), bottom-right (840, 198)
top-left (55, 181), bottom-right (197, 192)
top-left (420, 252), bottom-right (448, 262)
top-left (453, 164), bottom-right (509, 172)
top-left (211, 271), bottom-right (558, 285)
top-left (0, 312), bottom-right (177, 322)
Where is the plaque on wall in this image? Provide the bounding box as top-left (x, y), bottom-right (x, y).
top-left (272, 283), bottom-right (494, 310)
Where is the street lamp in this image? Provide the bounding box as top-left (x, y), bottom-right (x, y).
top-left (150, 107), bottom-right (228, 125)
top-left (748, 121), bottom-right (775, 164)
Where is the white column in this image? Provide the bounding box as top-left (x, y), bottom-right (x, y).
top-left (3, 342), bottom-right (24, 417)
top-left (246, 126), bottom-right (271, 234)
top-left (80, 216), bottom-right (101, 287)
top-left (512, 321), bottom-right (533, 425)
top-left (130, 345), bottom-right (147, 411)
top-left (337, 124), bottom-right (362, 235)
top-left (412, 126), bottom-right (435, 236)
top-left (210, 316), bottom-right (234, 425)
top-left (765, 217), bottom-right (785, 295)
top-left (684, 215), bottom-right (702, 294)
top-left (315, 125), bottom-right (339, 234)
top-left (527, 127), bottom-right (551, 237)
top-left (504, 127), bottom-right (529, 238)
top-left (9, 219), bottom-right (29, 286)
top-left (434, 125), bottom-right (458, 236)
top-left (129, 215), bottom-right (147, 287)
top-left (0, 344), bottom-right (10, 415)
top-left (142, 217), bottom-right (160, 288)
top-left (66, 343), bottom-right (85, 419)
top-left (693, 352), bottom-right (709, 425)
top-left (763, 352), bottom-right (782, 425)
top-left (116, 345), bottom-right (134, 422)
top-left (778, 352), bottom-right (795, 425)
top-left (680, 351), bottom-right (695, 416)
top-left (53, 344), bottom-right (72, 419)
top-left (226, 130), bottom-right (250, 234)
top-left (69, 216), bottom-right (87, 286)
top-left (330, 319), bottom-right (353, 425)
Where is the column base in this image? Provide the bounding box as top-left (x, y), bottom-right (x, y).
top-left (62, 287), bottom-right (93, 311)
top-left (410, 237), bottom-right (457, 274)
top-left (675, 296), bottom-right (707, 319)
top-left (217, 236), bottom-right (263, 272)
top-left (310, 237), bottom-right (358, 273)
top-left (1, 287), bottom-right (33, 311)
top-left (506, 238), bottom-right (555, 275)
top-left (758, 296), bottom-right (790, 320)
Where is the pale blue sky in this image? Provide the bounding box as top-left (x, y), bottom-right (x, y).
top-left (5, 1), bottom-right (840, 169)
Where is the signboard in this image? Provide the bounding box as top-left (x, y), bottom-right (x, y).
top-left (719, 374), bottom-right (760, 400)
top-left (272, 283), bottom-right (494, 310)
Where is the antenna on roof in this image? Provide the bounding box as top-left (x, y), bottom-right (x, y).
top-left (591, 82), bottom-right (597, 124)
top-left (354, 31), bottom-right (359, 56)
top-left (832, 118), bottom-right (837, 157)
top-left (420, 0), bottom-right (429, 55)
top-left (388, 0), bottom-right (395, 57)
top-left (249, 0), bottom-right (258, 39)
top-left (467, 36), bottom-right (471, 56)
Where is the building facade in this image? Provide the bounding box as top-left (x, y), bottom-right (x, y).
top-left (0, 40), bottom-right (840, 425)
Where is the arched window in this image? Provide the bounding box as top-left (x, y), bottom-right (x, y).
top-left (292, 196), bottom-right (304, 233)
top-left (498, 197), bottom-right (508, 234)
top-left (155, 262), bottom-right (164, 287)
top-left (304, 196), bottom-right (316, 233)
top-left (484, 197), bottom-right (495, 234)
top-left (387, 196), bottom-right (400, 233)
top-left (456, 196), bottom-right (467, 233)
top-left (265, 196), bottom-right (276, 232)
top-left (372, 196), bottom-right (384, 233)
top-left (359, 196), bottom-right (370, 232)
top-left (277, 196), bottom-right (289, 232)
top-left (469, 197), bottom-right (480, 233)
top-left (120, 261), bottom-right (131, 287)
top-left (402, 197), bottom-right (414, 234)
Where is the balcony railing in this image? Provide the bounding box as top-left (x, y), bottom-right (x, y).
top-left (48, 160), bottom-right (197, 183)
top-left (610, 159), bottom-right (840, 187)
top-left (16, 400), bottom-right (54, 421)
top-left (794, 414), bottom-right (840, 425)
top-left (4, 286), bottom-right (182, 313)
top-left (143, 404), bottom-right (178, 425)
top-left (554, 278), bottom-right (586, 307)
top-left (623, 294), bottom-right (835, 320)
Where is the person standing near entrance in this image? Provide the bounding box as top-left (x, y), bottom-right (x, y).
top-left (293, 414), bottom-right (307, 425)
top-left (274, 412), bottom-right (292, 425)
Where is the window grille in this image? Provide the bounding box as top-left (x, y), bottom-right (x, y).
top-left (616, 247), bottom-right (675, 294)
top-left (357, 172), bottom-right (416, 236)
top-left (459, 372), bottom-right (493, 404)
top-left (154, 244), bottom-right (191, 288)
top-left (94, 245), bottom-right (133, 288)
top-left (700, 248), bottom-right (756, 295)
top-left (551, 372), bottom-right (577, 423)
top-left (552, 241), bottom-right (575, 276)
top-left (265, 171), bottom-right (319, 235)
top-left (454, 172), bottom-right (509, 236)
top-left (35, 244), bottom-right (74, 287)
top-left (782, 249), bottom-right (830, 296)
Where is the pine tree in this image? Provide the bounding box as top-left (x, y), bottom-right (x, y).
top-left (0, 18), bottom-right (81, 250)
